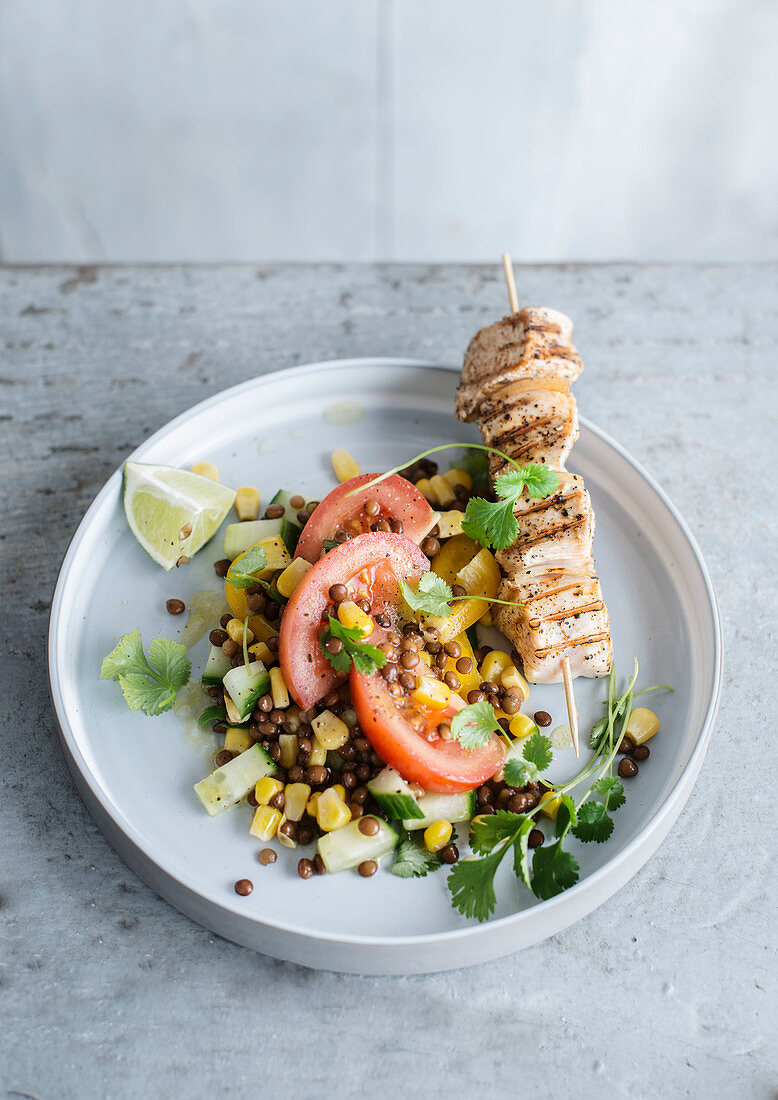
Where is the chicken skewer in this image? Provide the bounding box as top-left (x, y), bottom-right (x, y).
top-left (455, 257), bottom-right (613, 751)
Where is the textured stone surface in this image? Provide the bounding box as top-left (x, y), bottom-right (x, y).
top-left (0, 264), bottom-right (775, 1098)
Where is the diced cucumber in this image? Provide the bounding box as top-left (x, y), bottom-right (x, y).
top-left (201, 644), bottom-right (231, 686)
top-left (402, 790), bottom-right (477, 830)
top-left (317, 817), bottom-right (399, 874)
top-left (367, 766), bottom-right (424, 820)
top-left (222, 660), bottom-right (270, 721)
top-left (194, 743), bottom-right (274, 816)
top-left (224, 517), bottom-right (300, 560)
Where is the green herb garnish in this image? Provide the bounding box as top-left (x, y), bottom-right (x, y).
top-left (225, 544), bottom-right (268, 589)
top-left (391, 833), bottom-right (444, 878)
top-left (198, 705), bottom-right (227, 728)
top-left (101, 628), bottom-right (191, 716)
top-left (503, 731), bottom-right (553, 787)
top-left (461, 464), bottom-right (560, 551)
top-left (319, 616), bottom-right (387, 676)
top-left (450, 699), bottom-right (503, 750)
top-left (399, 571), bottom-right (524, 619)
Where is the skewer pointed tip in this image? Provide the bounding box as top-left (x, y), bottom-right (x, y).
top-left (561, 655), bottom-right (580, 758)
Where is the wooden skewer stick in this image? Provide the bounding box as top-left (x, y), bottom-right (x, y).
top-left (500, 251), bottom-right (580, 757)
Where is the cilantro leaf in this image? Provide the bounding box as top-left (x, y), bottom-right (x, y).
top-left (391, 833), bottom-right (443, 878)
top-left (450, 699), bottom-right (502, 750)
top-left (554, 793), bottom-right (578, 837)
top-left (101, 631), bottom-right (191, 716)
top-left (589, 716), bottom-right (610, 752)
top-left (503, 731), bottom-right (553, 787)
top-left (198, 705), bottom-right (227, 728)
top-left (461, 495), bottom-right (518, 550)
top-left (512, 818), bottom-right (534, 888)
top-left (225, 544), bottom-right (268, 589)
top-left (469, 809), bottom-right (524, 855)
top-left (319, 616), bottom-right (386, 676)
top-left (572, 801), bottom-right (614, 844)
top-left (594, 776), bottom-right (626, 811)
top-left (399, 572), bottom-right (454, 618)
top-left (531, 840), bottom-right (579, 900)
top-left (448, 849), bottom-right (504, 922)
top-left (522, 731), bottom-right (553, 772)
top-left (518, 463), bottom-right (560, 499)
top-left (100, 629), bottom-right (153, 680)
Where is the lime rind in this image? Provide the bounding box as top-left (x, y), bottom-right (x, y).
top-left (123, 462), bottom-right (236, 570)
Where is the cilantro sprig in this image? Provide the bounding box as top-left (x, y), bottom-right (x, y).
top-left (399, 571), bottom-right (524, 619)
top-left (461, 464), bottom-right (560, 551)
top-left (391, 832), bottom-right (445, 878)
top-left (225, 545), bottom-right (268, 590)
top-left (101, 628), bottom-right (191, 716)
top-left (450, 700), bottom-right (502, 750)
top-left (447, 661), bottom-right (671, 921)
top-left (319, 616), bottom-right (386, 676)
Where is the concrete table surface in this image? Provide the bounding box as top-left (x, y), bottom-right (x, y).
top-left (1, 263), bottom-right (775, 1099)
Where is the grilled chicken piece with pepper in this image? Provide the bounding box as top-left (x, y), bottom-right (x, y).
top-left (495, 472), bottom-right (594, 575)
top-left (494, 569), bottom-right (613, 683)
top-left (456, 305), bottom-right (612, 683)
top-left (456, 308), bottom-right (583, 423)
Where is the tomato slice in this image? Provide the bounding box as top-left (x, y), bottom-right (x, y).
top-left (295, 473), bottom-right (437, 563)
top-left (279, 531), bottom-right (430, 710)
top-left (350, 670), bottom-right (505, 793)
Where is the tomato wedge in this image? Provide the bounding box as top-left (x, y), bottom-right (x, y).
top-left (350, 671), bottom-right (505, 793)
top-left (279, 532), bottom-right (429, 710)
top-left (295, 473), bottom-right (437, 563)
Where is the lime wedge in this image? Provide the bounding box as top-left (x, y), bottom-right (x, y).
top-left (123, 462), bottom-right (236, 571)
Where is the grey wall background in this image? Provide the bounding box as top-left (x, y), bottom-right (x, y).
top-left (1, 0), bottom-right (776, 264)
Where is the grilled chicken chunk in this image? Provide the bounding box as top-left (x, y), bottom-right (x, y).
top-left (456, 305), bottom-right (612, 683)
top-left (456, 308), bottom-right (583, 422)
top-left (493, 570), bottom-right (613, 683)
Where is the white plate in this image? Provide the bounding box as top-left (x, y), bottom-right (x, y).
top-left (48, 359), bottom-right (722, 975)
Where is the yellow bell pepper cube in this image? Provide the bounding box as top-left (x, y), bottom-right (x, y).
top-left (223, 727), bottom-right (254, 754)
top-left (431, 534), bottom-right (480, 586)
top-left (423, 547), bottom-right (500, 643)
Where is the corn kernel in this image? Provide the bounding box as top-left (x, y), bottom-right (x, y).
top-left (414, 477), bottom-right (436, 502)
top-left (480, 650), bottom-right (512, 682)
top-left (255, 777), bottom-right (284, 805)
top-left (269, 667), bottom-right (290, 709)
top-left (436, 510), bottom-right (466, 539)
top-left (627, 707), bottom-right (659, 745)
top-left (444, 467), bottom-right (473, 491)
top-left (501, 664), bottom-right (530, 700)
top-left (332, 784), bottom-right (346, 803)
top-left (411, 676), bottom-right (451, 711)
top-left (250, 804), bottom-right (282, 841)
top-left (191, 461), bottom-right (219, 481)
top-left (248, 640), bottom-right (275, 665)
top-left (307, 741), bottom-right (327, 766)
top-left (226, 617), bottom-right (253, 644)
top-left (311, 709), bottom-right (350, 750)
top-left (429, 474), bottom-right (456, 507)
top-left (538, 791), bottom-right (561, 820)
top-left (337, 600), bottom-right (373, 638)
top-left (223, 727), bottom-right (253, 754)
top-left (276, 557), bottom-right (312, 598)
top-left (283, 783), bottom-right (311, 822)
top-left (331, 449), bottom-right (361, 483)
top-left (235, 486), bottom-right (260, 522)
top-left (276, 816), bottom-right (297, 848)
top-left (424, 820), bottom-right (453, 852)
top-left (278, 733), bottom-right (299, 770)
top-left (509, 713), bottom-right (538, 740)
top-left (306, 791), bottom-right (321, 819)
top-left (316, 787), bottom-right (351, 832)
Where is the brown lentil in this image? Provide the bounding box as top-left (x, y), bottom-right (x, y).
top-left (246, 592), bottom-right (265, 613)
top-left (528, 828), bottom-right (545, 849)
top-left (269, 791), bottom-right (286, 811)
top-left (328, 583), bottom-right (348, 604)
top-left (356, 764), bottom-right (371, 782)
top-left (618, 736), bottom-right (635, 755)
top-left (455, 656), bottom-right (473, 675)
top-left (258, 848), bottom-right (277, 865)
top-left (166, 598), bottom-right (185, 616)
top-left (296, 822), bottom-right (315, 846)
top-left (358, 860), bottom-right (378, 877)
top-left (289, 494), bottom-right (306, 510)
top-left (400, 650), bottom-right (419, 670)
top-left (476, 785), bottom-right (493, 806)
top-left (297, 857), bottom-right (314, 879)
top-left (214, 750), bottom-right (233, 767)
top-left (444, 672), bottom-right (461, 691)
top-left (502, 694), bottom-right (522, 715)
top-left (209, 628), bottom-right (229, 647)
top-left (618, 757), bottom-right (639, 778)
top-left (222, 638), bottom-right (239, 657)
top-left (234, 878), bottom-right (253, 896)
top-left (351, 786), bottom-right (368, 804)
top-left (440, 844), bottom-right (459, 865)
top-left (214, 558), bottom-right (230, 577)
top-left (508, 793), bottom-right (531, 814)
top-left (421, 536), bottom-right (440, 557)
top-left (632, 744), bottom-right (650, 761)
top-left (468, 689), bottom-right (487, 704)
top-left (358, 816), bottom-right (380, 836)
top-left (264, 600), bottom-right (280, 620)
top-left (267, 636), bottom-right (279, 653)
top-left (271, 709), bottom-right (286, 725)
top-left (444, 641), bottom-right (462, 658)
top-left (313, 853), bottom-right (326, 875)
top-left (279, 820), bottom-right (297, 843)
top-left (266, 503), bottom-right (285, 519)
top-left (534, 710), bottom-right (552, 727)
top-left (399, 671), bottom-right (418, 692)
top-left (307, 765), bottom-right (328, 786)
